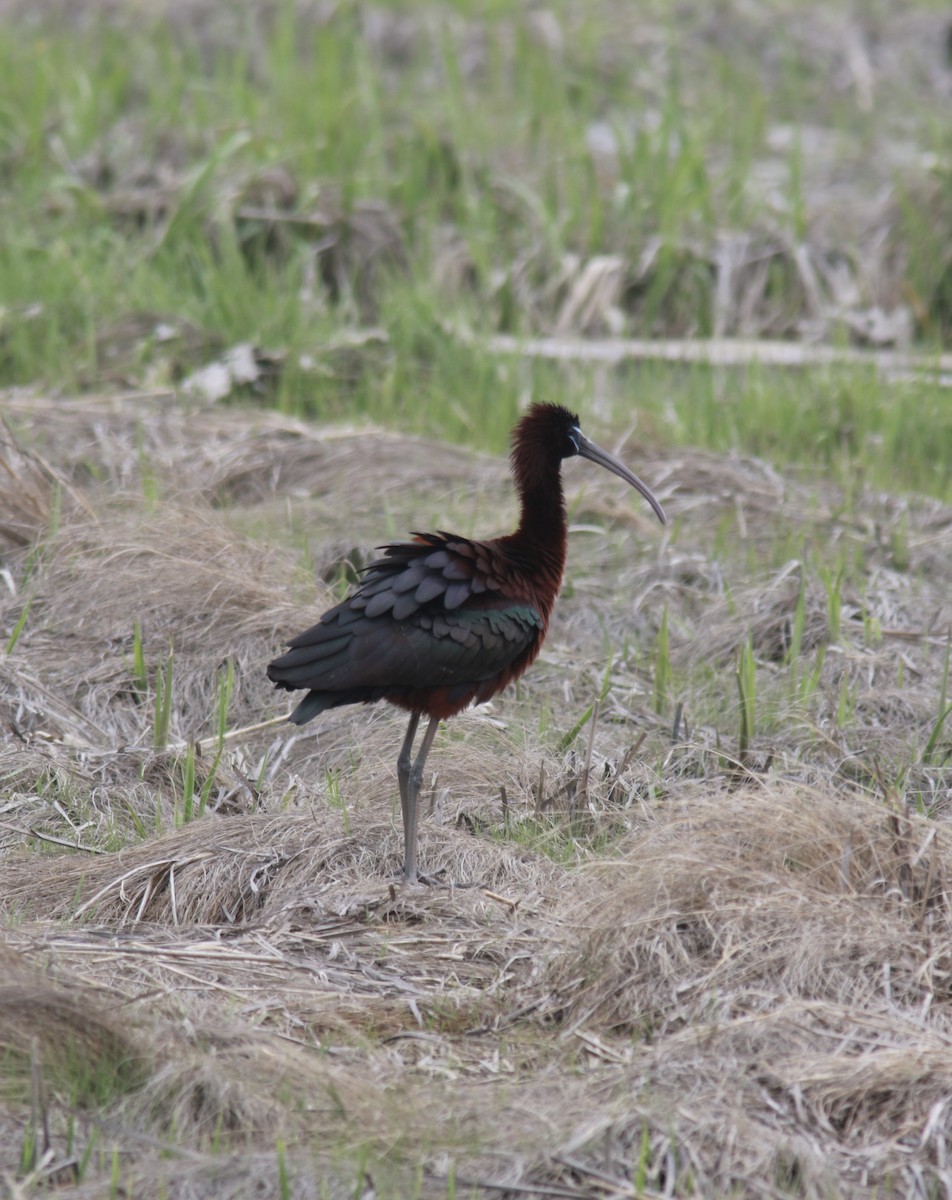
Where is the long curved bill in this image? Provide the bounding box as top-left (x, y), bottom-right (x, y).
top-left (576, 431), bottom-right (667, 525)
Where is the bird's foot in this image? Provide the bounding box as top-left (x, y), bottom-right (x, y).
top-left (419, 870), bottom-right (479, 889)
top-left (400, 867), bottom-right (479, 889)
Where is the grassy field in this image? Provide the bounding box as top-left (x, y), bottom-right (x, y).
top-left (2, 2), bottom-right (952, 1197)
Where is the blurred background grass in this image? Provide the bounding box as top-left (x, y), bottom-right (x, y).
top-left (2, 0), bottom-right (952, 493)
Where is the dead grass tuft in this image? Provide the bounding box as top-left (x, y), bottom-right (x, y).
top-left (496, 784), bottom-right (952, 1197)
top-left (684, 560), bottom-right (830, 666)
top-left (548, 784), bottom-right (951, 1035)
top-left (3, 800), bottom-right (568, 935)
top-left (1, 498), bottom-right (296, 746)
top-left (127, 1039), bottom-right (304, 1141)
top-left (0, 418), bottom-right (91, 557)
top-left (0, 941), bottom-right (145, 1109)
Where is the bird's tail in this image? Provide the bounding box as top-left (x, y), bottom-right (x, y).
top-left (287, 691), bottom-right (330, 725)
top-left (268, 629), bottom-right (382, 724)
top-left (267, 656), bottom-right (337, 726)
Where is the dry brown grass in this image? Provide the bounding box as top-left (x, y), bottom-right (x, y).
top-left (509, 784), bottom-right (952, 1196)
top-left (550, 783), bottom-right (952, 1032)
top-left (2, 389), bottom-right (952, 1198)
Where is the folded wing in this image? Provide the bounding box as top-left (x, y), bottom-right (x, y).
top-left (267, 534), bottom-right (543, 723)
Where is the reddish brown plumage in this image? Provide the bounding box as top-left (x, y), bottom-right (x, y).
top-left (267, 402), bottom-right (665, 881)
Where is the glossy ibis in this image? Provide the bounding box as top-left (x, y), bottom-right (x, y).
top-left (268, 403), bottom-right (666, 883)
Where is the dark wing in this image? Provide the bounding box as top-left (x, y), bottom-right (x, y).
top-left (267, 534), bottom-right (543, 722)
top-left (352, 532), bottom-right (505, 620)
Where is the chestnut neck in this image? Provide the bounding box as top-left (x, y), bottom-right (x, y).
top-left (501, 455), bottom-right (568, 606)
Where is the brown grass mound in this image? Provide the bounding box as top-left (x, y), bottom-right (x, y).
top-left (548, 783), bottom-right (949, 1033)
top-left (1, 499), bottom-right (298, 748)
top-left (1, 391), bottom-right (504, 516)
top-left (0, 941), bottom-right (145, 1115)
top-left (2, 801), bottom-right (567, 929)
top-left (507, 785), bottom-right (952, 1197)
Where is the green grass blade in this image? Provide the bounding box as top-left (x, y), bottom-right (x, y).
top-left (653, 607), bottom-right (671, 715)
top-left (922, 635), bottom-right (952, 764)
top-left (132, 621), bottom-right (147, 703)
top-left (5, 593), bottom-right (33, 654)
top-left (216, 656), bottom-right (235, 748)
top-left (736, 636), bottom-right (756, 765)
top-left (153, 643), bottom-right (174, 750)
top-left (558, 657), bottom-right (614, 752)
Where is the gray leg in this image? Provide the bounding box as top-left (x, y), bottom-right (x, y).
top-left (402, 715), bottom-right (440, 883)
top-left (396, 712), bottom-right (420, 874)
